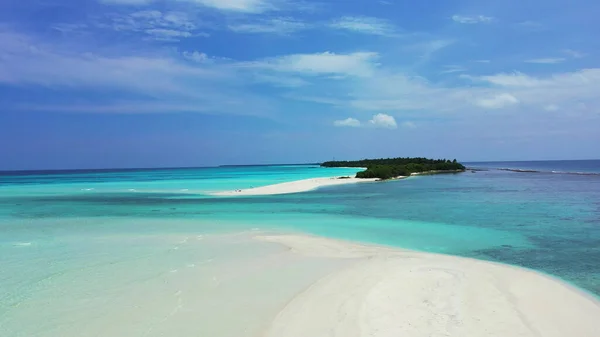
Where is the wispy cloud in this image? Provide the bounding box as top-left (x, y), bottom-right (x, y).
top-left (228, 17), bottom-right (308, 34)
top-left (329, 16), bottom-right (398, 36)
top-left (470, 69), bottom-right (600, 89)
top-left (333, 118), bottom-right (361, 127)
top-left (297, 63), bottom-right (600, 118)
top-left (98, 10), bottom-right (206, 41)
top-left (182, 0), bottom-right (278, 13)
top-left (0, 30), bottom-right (270, 115)
top-left (462, 72), bottom-right (544, 87)
top-left (523, 50), bottom-right (588, 65)
top-left (251, 73), bottom-right (309, 87)
top-left (243, 51), bottom-right (380, 77)
top-left (401, 121), bottom-right (417, 129)
top-left (407, 39), bottom-right (455, 60)
top-left (460, 70), bottom-right (600, 111)
top-left (516, 21), bottom-right (545, 31)
top-left (562, 49), bottom-right (587, 58)
top-left (525, 57), bottom-right (566, 64)
top-left (475, 93), bottom-right (519, 109)
top-left (145, 28), bottom-right (194, 40)
top-left (100, 0), bottom-right (283, 13)
top-left (100, 0), bottom-right (154, 5)
top-left (452, 15), bottom-right (494, 24)
top-left (52, 23), bottom-right (90, 34)
top-left (3, 16), bottom-right (600, 125)
top-left (183, 51), bottom-right (218, 63)
top-left (441, 65), bottom-right (467, 74)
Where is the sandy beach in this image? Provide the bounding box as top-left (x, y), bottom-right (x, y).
top-left (2, 226), bottom-right (600, 337)
top-left (259, 234), bottom-right (600, 337)
top-left (210, 171), bottom-right (465, 197)
top-left (210, 176), bottom-right (381, 196)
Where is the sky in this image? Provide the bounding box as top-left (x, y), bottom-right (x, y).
top-left (1, 0), bottom-right (599, 170)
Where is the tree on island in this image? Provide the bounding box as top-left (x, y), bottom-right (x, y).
top-left (322, 157), bottom-right (466, 180)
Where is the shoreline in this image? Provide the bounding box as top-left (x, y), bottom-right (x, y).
top-left (256, 232), bottom-right (600, 337)
top-left (210, 169), bottom-right (465, 197)
top-left (260, 231), bottom-right (600, 300)
top-left (3, 222), bottom-right (600, 337)
top-left (209, 176), bottom-right (386, 196)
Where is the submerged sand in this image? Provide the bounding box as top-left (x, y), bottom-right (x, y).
top-left (210, 176), bottom-right (381, 196)
top-left (4, 229), bottom-right (599, 337)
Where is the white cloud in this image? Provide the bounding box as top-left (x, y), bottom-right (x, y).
top-left (4, 23), bottom-right (600, 123)
top-left (228, 18), bottom-right (307, 34)
top-left (182, 51), bottom-right (233, 65)
top-left (475, 93), bottom-right (519, 109)
top-left (452, 15), bottom-right (494, 24)
top-left (368, 113), bottom-right (397, 129)
top-left (245, 51), bottom-right (379, 77)
top-left (474, 60), bottom-right (491, 63)
top-left (525, 58), bottom-right (566, 64)
top-left (470, 69), bottom-right (600, 89)
top-left (333, 118), bottom-right (361, 127)
top-left (333, 114), bottom-right (400, 129)
top-left (455, 70), bottom-right (600, 112)
top-left (544, 104), bottom-right (560, 111)
top-left (182, 0), bottom-right (275, 13)
top-left (329, 16), bottom-right (398, 36)
top-left (288, 63), bottom-right (600, 117)
top-left (183, 51), bottom-right (210, 63)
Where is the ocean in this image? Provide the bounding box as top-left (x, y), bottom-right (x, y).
top-left (1, 160), bottom-right (599, 334)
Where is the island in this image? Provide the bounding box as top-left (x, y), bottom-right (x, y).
top-left (211, 157), bottom-right (466, 196)
top-left (321, 157), bottom-right (466, 180)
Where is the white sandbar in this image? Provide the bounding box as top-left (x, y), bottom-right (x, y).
top-left (258, 234), bottom-right (600, 337)
top-left (210, 176), bottom-right (381, 196)
top-left (5, 226), bottom-right (599, 337)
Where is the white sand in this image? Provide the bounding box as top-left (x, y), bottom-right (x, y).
top-left (258, 234), bottom-right (600, 337)
top-left (210, 176), bottom-right (380, 196)
top-left (7, 225), bottom-right (599, 337)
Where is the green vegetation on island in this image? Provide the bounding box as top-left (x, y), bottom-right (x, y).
top-left (321, 157), bottom-right (466, 180)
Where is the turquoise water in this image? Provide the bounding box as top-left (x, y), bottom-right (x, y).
top-left (1, 162), bottom-right (600, 300)
top-left (0, 165), bottom-right (362, 197)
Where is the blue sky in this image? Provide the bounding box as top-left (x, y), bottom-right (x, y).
top-left (1, 0), bottom-right (599, 169)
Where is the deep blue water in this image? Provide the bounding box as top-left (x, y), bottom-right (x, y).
top-left (467, 159), bottom-right (600, 174)
top-left (1, 161), bottom-right (599, 296)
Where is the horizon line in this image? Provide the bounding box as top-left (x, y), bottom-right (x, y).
top-left (1, 159), bottom-right (599, 174)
